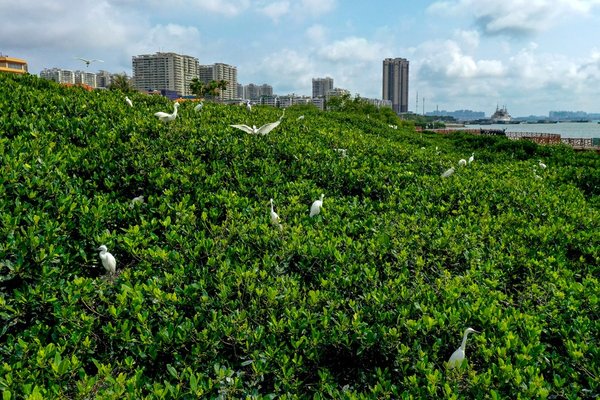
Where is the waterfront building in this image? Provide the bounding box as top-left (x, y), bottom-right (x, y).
top-left (0, 55), bottom-right (28, 74)
top-left (382, 57), bottom-right (409, 114)
top-left (132, 52), bottom-right (200, 97)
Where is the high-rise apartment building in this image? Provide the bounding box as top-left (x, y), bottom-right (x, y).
top-left (382, 58), bottom-right (409, 114)
top-left (40, 68), bottom-right (75, 84)
top-left (259, 84), bottom-right (273, 97)
top-left (312, 77), bottom-right (333, 98)
top-left (198, 63), bottom-right (238, 101)
top-left (132, 52), bottom-right (200, 97)
top-left (75, 71), bottom-right (97, 88)
top-left (241, 83), bottom-right (274, 100)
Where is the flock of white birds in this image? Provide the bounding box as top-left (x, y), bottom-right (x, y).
top-left (94, 97), bottom-right (511, 370)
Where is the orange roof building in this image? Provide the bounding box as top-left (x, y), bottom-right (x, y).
top-left (0, 55), bottom-right (28, 74)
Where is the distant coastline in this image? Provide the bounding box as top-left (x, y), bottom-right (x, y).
top-left (456, 121), bottom-right (600, 138)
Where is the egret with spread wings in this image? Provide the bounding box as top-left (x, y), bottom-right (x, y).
top-left (230, 111), bottom-right (284, 135)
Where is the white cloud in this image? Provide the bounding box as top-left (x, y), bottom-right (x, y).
top-left (306, 24), bottom-right (327, 43)
top-left (428, 0), bottom-right (600, 36)
top-left (260, 1), bottom-right (291, 21)
top-left (454, 30), bottom-right (480, 49)
top-left (138, 24), bottom-right (203, 54)
top-left (190, 0), bottom-right (250, 17)
top-left (298, 0), bottom-right (336, 16)
top-left (255, 49), bottom-right (316, 92)
top-left (417, 39), bottom-right (505, 80)
top-left (0, 1), bottom-right (143, 49)
top-left (318, 37), bottom-right (387, 62)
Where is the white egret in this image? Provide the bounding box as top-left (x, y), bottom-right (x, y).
top-left (334, 148), bottom-right (347, 158)
top-left (230, 119), bottom-right (282, 135)
top-left (447, 328), bottom-right (479, 369)
top-left (310, 194), bottom-right (325, 217)
top-left (538, 160), bottom-right (547, 169)
top-left (97, 245), bottom-right (116, 275)
top-left (269, 198), bottom-right (283, 230)
top-left (194, 102), bottom-right (203, 112)
top-left (458, 159), bottom-right (467, 167)
top-left (129, 195), bottom-right (145, 208)
top-left (154, 102), bottom-right (180, 122)
top-left (125, 96), bottom-right (133, 107)
top-left (246, 100), bottom-right (252, 112)
top-left (75, 57), bottom-right (104, 67)
top-left (296, 115), bottom-right (305, 121)
top-left (441, 167), bottom-right (455, 178)
top-left (468, 153), bottom-right (474, 164)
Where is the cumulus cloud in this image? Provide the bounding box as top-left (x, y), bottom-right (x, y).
top-left (138, 24), bottom-right (203, 54)
top-left (0, 1), bottom-right (143, 49)
top-left (417, 39), bottom-right (505, 80)
top-left (298, 0), bottom-right (337, 16)
top-left (190, 0), bottom-right (250, 17)
top-left (318, 37), bottom-right (387, 62)
top-left (260, 1), bottom-right (291, 21)
top-left (255, 49), bottom-right (317, 92)
top-left (306, 24), bottom-right (327, 43)
top-left (428, 0), bottom-right (600, 36)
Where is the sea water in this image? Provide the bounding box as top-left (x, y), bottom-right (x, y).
top-left (462, 121), bottom-right (600, 138)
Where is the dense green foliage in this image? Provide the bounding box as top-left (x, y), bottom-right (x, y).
top-left (0, 73), bottom-right (598, 399)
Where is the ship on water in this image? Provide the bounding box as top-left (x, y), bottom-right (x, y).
top-left (491, 105), bottom-right (512, 123)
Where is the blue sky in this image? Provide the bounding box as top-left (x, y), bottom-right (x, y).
top-left (2, 0), bottom-right (600, 116)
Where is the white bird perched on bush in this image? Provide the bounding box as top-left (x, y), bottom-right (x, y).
top-left (125, 96), bottom-right (133, 107)
top-left (97, 245), bottom-right (116, 274)
top-left (458, 159), bottom-right (467, 167)
top-left (246, 100), bottom-right (252, 112)
top-left (441, 167), bottom-right (455, 178)
top-left (538, 160), bottom-right (547, 169)
top-left (269, 198), bottom-right (282, 230)
top-left (310, 194), bottom-right (325, 217)
top-left (468, 153), bottom-right (474, 164)
top-left (154, 102), bottom-right (179, 122)
top-left (447, 327), bottom-right (479, 369)
top-left (296, 115), bottom-right (305, 121)
top-left (129, 195), bottom-right (145, 208)
top-left (194, 102), bottom-right (203, 112)
top-left (334, 148), bottom-right (347, 158)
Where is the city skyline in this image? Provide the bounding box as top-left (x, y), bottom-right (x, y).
top-left (3, 1), bottom-right (600, 116)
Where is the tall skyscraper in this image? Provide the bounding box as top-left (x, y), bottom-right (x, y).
top-left (312, 77), bottom-right (334, 98)
top-left (383, 58), bottom-right (409, 114)
top-left (132, 52), bottom-right (200, 97)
